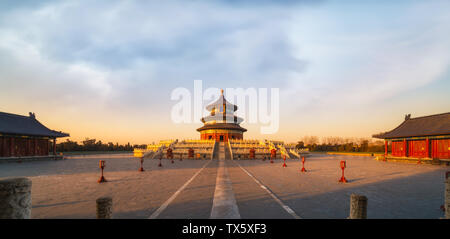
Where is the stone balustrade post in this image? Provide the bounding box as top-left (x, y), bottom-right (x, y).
top-left (0, 177), bottom-right (32, 219)
top-left (96, 197), bottom-right (113, 219)
top-left (349, 193), bottom-right (367, 219)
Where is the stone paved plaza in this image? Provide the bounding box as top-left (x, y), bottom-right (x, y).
top-left (0, 153), bottom-right (448, 219)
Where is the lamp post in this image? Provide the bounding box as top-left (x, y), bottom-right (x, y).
top-left (339, 160), bottom-right (347, 183)
top-left (98, 160), bottom-right (107, 183)
top-left (301, 156), bottom-right (306, 172)
top-left (139, 157), bottom-right (144, 172)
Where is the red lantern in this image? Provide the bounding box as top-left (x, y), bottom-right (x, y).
top-left (188, 148), bottom-right (194, 158)
top-left (166, 148), bottom-right (174, 164)
top-left (270, 149), bottom-right (276, 164)
top-left (249, 148), bottom-right (255, 159)
top-left (167, 148), bottom-right (173, 159)
top-left (271, 149), bottom-right (277, 158)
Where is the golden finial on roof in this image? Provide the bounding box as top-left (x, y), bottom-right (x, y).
top-left (221, 89), bottom-right (224, 95)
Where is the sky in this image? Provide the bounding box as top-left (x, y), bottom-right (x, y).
top-left (0, 0), bottom-right (449, 144)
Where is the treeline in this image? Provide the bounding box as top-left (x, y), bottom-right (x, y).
top-left (296, 136), bottom-right (384, 153)
top-left (56, 138), bottom-right (146, 152)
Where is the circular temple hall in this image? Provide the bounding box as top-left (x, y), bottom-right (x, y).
top-left (197, 90), bottom-right (247, 142)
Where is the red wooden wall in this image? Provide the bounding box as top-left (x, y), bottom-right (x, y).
top-left (200, 132), bottom-right (243, 142)
top-left (0, 136), bottom-right (49, 157)
top-left (391, 141), bottom-right (406, 157)
top-left (408, 140), bottom-right (427, 158)
top-left (388, 138), bottom-right (449, 159)
top-left (432, 139), bottom-right (450, 159)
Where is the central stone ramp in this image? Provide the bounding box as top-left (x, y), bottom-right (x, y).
top-left (212, 142), bottom-right (232, 160)
top-left (210, 159), bottom-right (240, 219)
top-left (212, 141), bottom-right (220, 160)
top-left (224, 142), bottom-right (232, 160)
top-left (218, 143), bottom-right (225, 160)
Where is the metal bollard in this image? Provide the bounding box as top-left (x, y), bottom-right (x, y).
top-left (96, 197), bottom-right (113, 219)
top-left (0, 177), bottom-right (32, 219)
top-left (349, 194), bottom-right (368, 219)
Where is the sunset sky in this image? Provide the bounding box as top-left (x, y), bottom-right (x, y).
top-left (1, 0), bottom-right (449, 145)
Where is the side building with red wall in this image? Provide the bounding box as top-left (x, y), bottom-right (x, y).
top-left (0, 112), bottom-right (69, 160)
top-left (373, 112), bottom-right (450, 164)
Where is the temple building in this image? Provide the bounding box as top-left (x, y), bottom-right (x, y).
top-left (373, 112), bottom-right (450, 164)
top-left (0, 112), bottom-right (69, 160)
top-left (134, 89), bottom-right (308, 160)
top-left (196, 89), bottom-right (247, 142)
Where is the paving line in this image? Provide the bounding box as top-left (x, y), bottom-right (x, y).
top-left (236, 162), bottom-right (302, 219)
top-left (148, 160), bottom-right (212, 219)
top-left (210, 159), bottom-right (241, 219)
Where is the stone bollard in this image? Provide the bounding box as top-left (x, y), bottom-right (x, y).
top-left (0, 177), bottom-right (32, 219)
top-left (446, 177), bottom-right (450, 219)
top-left (349, 194), bottom-right (368, 219)
top-left (96, 197), bottom-right (113, 219)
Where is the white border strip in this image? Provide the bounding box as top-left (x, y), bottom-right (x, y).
top-left (148, 160), bottom-right (212, 219)
top-left (236, 162), bottom-right (302, 219)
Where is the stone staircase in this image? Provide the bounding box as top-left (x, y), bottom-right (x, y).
top-left (212, 141), bottom-right (220, 160)
top-left (218, 142), bottom-right (225, 160)
top-left (212, 142), bottom-right (232, 160)
top-left (224, 142), bottom-right (232, 160)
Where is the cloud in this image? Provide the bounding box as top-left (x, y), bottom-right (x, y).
top-left (285, 0), bottom-right (450, 112)
top-left (0, 0), bottom-right (312, 113)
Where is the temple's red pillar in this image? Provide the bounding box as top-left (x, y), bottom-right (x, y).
top-left (10, 137), bottom-right (14, 157)
top-left (426, 138), bottom-right (429, 158)
top-left (0, 137), bottom-right (4, 157)
top-left (403, 139), bottom-right (407, 157)
top-left (385, 140), bottom-right (388, 156)
top-left (34, 138), bottom-right (37, 156)
top-left (53, 138), bottom-right (56, 155)
top-left (26, 138), bottom-right (30, 156)
top-left (5, 137), bottom-right (9, 157)
top-left (46, 139), bottom-right (49, 155)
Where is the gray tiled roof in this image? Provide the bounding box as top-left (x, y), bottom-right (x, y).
top-left (0, 112), bottom-right (69, 138)
top-left (373, 112), bottom-right (450, 139)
